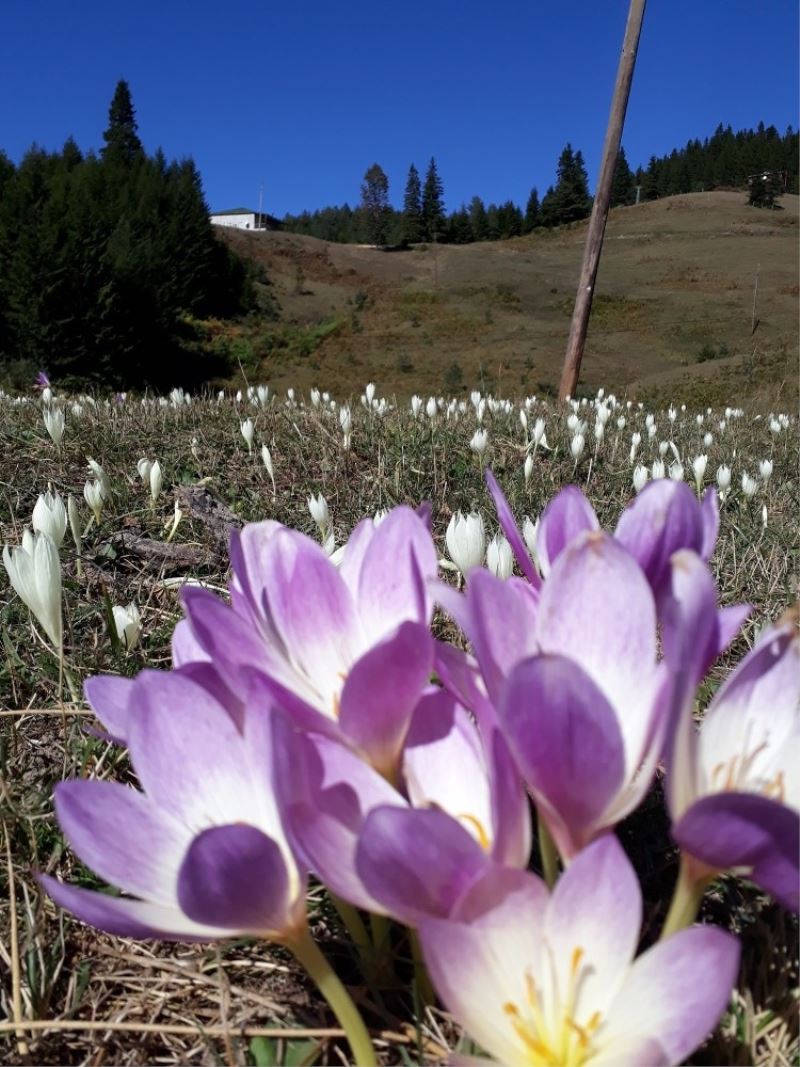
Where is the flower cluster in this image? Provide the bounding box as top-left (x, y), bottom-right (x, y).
top-left (33, 467), bottom-right (800, 1065)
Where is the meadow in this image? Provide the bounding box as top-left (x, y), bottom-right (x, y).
top-left (0, 383), bottom-right (797, 1066)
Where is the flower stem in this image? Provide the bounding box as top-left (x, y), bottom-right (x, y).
top-left (285, 923), bottom-right (376, 1067)
top-left (660, 854), bottom-right (714, 940)
top-left (409, 928), bottom-right (436, 1008)
top-left (537, 811), bottom-right (560, 889)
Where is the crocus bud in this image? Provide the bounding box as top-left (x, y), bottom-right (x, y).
top-left (651, 459), bottom-right (666, 480)
top-left (87, 458), bottom-right (110, 499)
top-left (532, 418), bottom-right (546, 446)
top-left (365, 382), bottom-right (376, 404)
top-left (741, 473), bottom-right (758, 499)
top-left (570, 433), bottom-right (585, 461)
top-left (716, 465), bottom-right (731, 494)
top-left (445, 511), bottom-right (486, 576)
top-left (112, 601), bottom-right (142, 651)
top-left (149, 460), bottom-right (163, 504)
top-left (470, 429), bottom-right (488, 456)
top-left (633, 464), bottom-right (649, 493)
top-left (411, 395), bottom-right (422, 418)
top-left (703, 432), bottom-right (713, 448)
top-left (137, 457), bottom-right (153, 485)
top-left (67, 495), bottom-right (82, 555)
top-left (669, 461), bottom-right (684, 481)
top-left (3, 530), bottom-right (63, 650)
top-left (83, 480), bottom-right (104, 524)
top-left (524, 454), bottom-right (534, 486)
top-left (32, 490), bottom-right (67, 548)
top-left (762, 504), bottom-right (768, 528)
top-left (522, 515), bottom-right (539, 566)
top-left (308, 492), bottom-right (329, 532)
top-left (426, 397), bottom-right (437, 419)
top-left (759, 459), bottom-right (773, 483)
top-left (240, 418), bottom-right (255, 453)
top-left (486, 533), bottom-right (514, 579)
top-left (691, 454), bottom-right (707, 492)
top-left (43, 408), bottom-right (65, 447)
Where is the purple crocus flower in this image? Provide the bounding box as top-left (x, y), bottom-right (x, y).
top-left (42, 671), bottom-right (307, 940)
top-left (35, 370), bottom-right (51, 390)
top-left (418, 835), bottom-right (740, 1067)
top-left (664, 555), bottom-right (799, 911)
top-left (273, 690), bottom-right (531, 925)
top-left (176, 507), bottom-right (438, 778)
top-left (439, 531), bottom-right (670, 861)
top-left (486, 470), bottom-right (719, 603)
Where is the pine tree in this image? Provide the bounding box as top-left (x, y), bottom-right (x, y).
top-left (360, 163), bottom-right (390, 246)
top-left (422, 157), bottom-right (445, 240)
top-left (610, 147), bottom-right (636, 207)
top-left (545, 144), bottom-right (592, 225)
top-left (468, 196), bottom-right (488, 241)
top-left (402, 164), bottom-right (423, 244)
top-left (523, 187), bottom-right (540, 233)
top-left (101, 80), bottom-right (144, 166)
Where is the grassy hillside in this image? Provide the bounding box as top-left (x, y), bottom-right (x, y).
top-left (220, 191), bottom-right (798, 406)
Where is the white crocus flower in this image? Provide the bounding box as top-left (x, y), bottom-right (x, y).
top-left (470, 429), bottom-right (489, 456)
top-left (43, 408), bottom-right (65, 447)
top-left (486, 533), bottom-right (514, 580)
top-left (658, 440), bottom-right (669, 457)
top-left (411, 395), bottom-right (423, 418)
top-left (3, 530), bottom-right (63, 649)
top-left (741, 473), bottom-right (758, 499)
top-left (651, 459), bottom-right (666, 480)
top-left (67, 495), bottom-right (82, 555)
top-left (762, 505), bottom-right (768, 529)
top-left (669, 461), bottom-right (684, 482)
top-left (87, 459), bottom-right (110, 499)
top-left (445, 511), bottom-right (486, 577)
top-left (32, 490), bottom-right (67, 547)
top-left (759, 459), bottom-right (773, 483)
top-left (308, 493), bottom-right (329, 533)
top-left (112, 602), bottom-right (142, 651)
top-left (633, 464), bottom-right (649, 493)
top-left (691, 455), bottom-right (707, 494)
top-left (149, 460), bottom-right (163, 504)
top-left (703, 432), bottom-right (713, 448)
top-left (261, 444), bottom-right (276, 494)
top-left (339, 406), bottom-right (352, 450)
top-left (83, 480), bottom-right (104, 524)
top-left (524, 454), bottom-right (534, 486)
top-left (716, 465), bottom-right (731, 496)
top-left (522, 516), bottom-right (539, 569)
top-left (137, 457), bottom-right (153, 485)
top-left (570, 433), bottom-right (585, 462)
top-left (426, 397), bottom-right (438, 419)
top-left (240, 418), bottom-right (255, 454)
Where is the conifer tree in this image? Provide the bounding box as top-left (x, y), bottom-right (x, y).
top-left (402, 164), bottom-right (423, 244)
top-left (523, 187), bottom-right (540, 232)
top-left (468, 195), bottom-right (488, 241)
top-left (101, 80), bottom-right (144, 165)
top-left (422, 157), bottom-right (445, 240)
top-left (610, 147), bottom-right (636, 207)
top-left (360, 164), bottom-right (390, 246)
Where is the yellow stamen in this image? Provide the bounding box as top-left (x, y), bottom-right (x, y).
top-left (458, 813), bottom-right (491, 850)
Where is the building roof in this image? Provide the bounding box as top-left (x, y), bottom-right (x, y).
top-left (210, 207), bottom-right (257, 216)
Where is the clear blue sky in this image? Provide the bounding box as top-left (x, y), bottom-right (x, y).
top-left (1, 0), bottom-right (797, 216)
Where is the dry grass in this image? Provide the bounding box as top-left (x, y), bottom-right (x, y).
top-left (0, 388), bottom-right (798, 1064)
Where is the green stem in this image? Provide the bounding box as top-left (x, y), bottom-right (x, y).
top-left (331, 895), bottom-right (371, 958)
top-left (409, 928), bottom-right (435, 1008)
top-left (369, 912), bottom-right (390, 953)
top-left (660, 854), bottom-right (713, 940)
top-left (537, 811), bottom-right (560, 889)
top-left (285, 923), bottom-right (376, 1067)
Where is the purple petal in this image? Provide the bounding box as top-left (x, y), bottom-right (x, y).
top-left (434, 642), bottom-right (498, 735)
top-left (272, 714), bottom-right (402, 912)
top-left (484, 469), bottom-right (541, 587)
top-left (673, 793), bottom-right (799, 911)
top-left (487, 728), bottom-right (532, 868)
top-left (126, 670), bottom-right (249, 827)
top-left (545, 836), bottom-right (642, 1016)
top-left (418, 867), bottom-right (549, 1066)
top-left (602, 926), bottom-right (740, 1064)
top-left (337, 517), bottom-right (376, 592)
top-left (356, 806), bottom-right (494, 925)
top-left (177, 824), bottom-right (293, 933)
top-left (54, 780), bottom-right (187, 905)
top-left (536, 485), bottom-right (600, 576)
top-left (338, 622), bottom-right (433, 777)
top-left (228, 519), bottom-right (284, 621)
top-left (500, 656), bottom-right (626, 858)
top-left (83, 675), bottom-right (134, 744)
top-left (536, 532), bottom-right (657, 716)
top-left (39, 875), bottom-right (224, 941)
top-left (176, 661), bottom-right (246, 730)
top-left (615, 480), bottom-right (704, 599)
top-left (352, 506), bottom-right (438, 635)
top-left (171, 618), bottom-right (210, 667)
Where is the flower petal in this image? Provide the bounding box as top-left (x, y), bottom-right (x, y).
top-left (356, 806), bottom-right (494, 926)
top-left (177, 824), bottom-right (292, 934)
top-left (545, 835), bottom-right (642, 1019)
top-left (673, 793), bottom-right (799, 911)
top-left (500, 655), bottom-right (626, 858)
top-left (419, 867), bottom-right (549, 1067)
top-left (84, 674), bottom-right (135, 743)
top-left (39, 875), bottom-right (227, 941)
top-left (601, 926), bottom-right (740, 1065)
top-left (535, 485), bottom-right (599, 576)
top-left (338, 621), bottom-right (433, 777)
top-left (54, 780), bottom-right (188, 906)
top-left (485, 469), bottom-right (541, 587)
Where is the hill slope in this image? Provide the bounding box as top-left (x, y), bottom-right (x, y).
top-left (221, 191), bottom-right (799, 404)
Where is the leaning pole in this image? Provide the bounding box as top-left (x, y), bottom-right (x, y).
top-left (558, 0), bottom-right (647, 401)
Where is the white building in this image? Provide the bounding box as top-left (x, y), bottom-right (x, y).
top-left (210, 208), bottom-right (270, 231)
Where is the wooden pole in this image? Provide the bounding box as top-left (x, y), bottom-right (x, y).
top-left (558, 0), bottom-right (647, 400)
